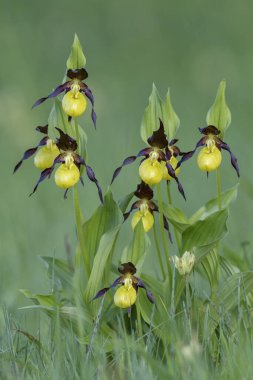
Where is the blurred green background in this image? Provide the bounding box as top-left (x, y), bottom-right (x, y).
top-left (0, 0), bottom-right (252, 317)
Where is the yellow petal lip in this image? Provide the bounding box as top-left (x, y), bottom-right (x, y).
top-left (62, 91), bottom-right (87, 117)
top-left (131, 210), bottom-right (154, 232)
top-left (197, 146), bottom-right (222, 172)
top-left (34, 145), bottom-right (60, 170)
top-left (114, 285), bottom-right (137, 308)
top-left (139, 158), bottom-right (163, 185)
top-left (54, 163), bottom-right (80, 189)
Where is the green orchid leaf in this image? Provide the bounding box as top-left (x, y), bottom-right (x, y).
top-left (121, 222), bottom-right (150, 272)
top-left (163, 89), bottom-right (180, 140)
top-left (206, 80), bottom-right (231, 138)
top-left (182, 209), bottom-right (228, 252)
top-left (161, 202), bottom-right (189, 233)
top-left (140, 84), bottom-right (180, 143)
top-left (66, 34), bottom-right (86, 69)
top-left (82, 190), bottom-right (123, 266)
top-left (189, 184), bottom-right (239, 224)
top-left (85, 225), bottom-right (121, 304)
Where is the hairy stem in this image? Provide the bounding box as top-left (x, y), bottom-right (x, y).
top-left (153, 223), bottom-right (166, 280)
top-left (166, 181), bottom-right (181, 251)
top-left (157, 183), bottom-right (171, 274)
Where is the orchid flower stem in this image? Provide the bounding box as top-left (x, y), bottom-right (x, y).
top-left (73, 117), bottom-right (90, 276)
top-left (136, 302), bottom-right (143, 338)
top-left (157, 183), bottom-right (171, 275)
top-left (166, 181), bottom-right (181, 251)
top-left (153, 224), bottom-right (166, 280)
top-left (216, 167), bottom-right (222, 210)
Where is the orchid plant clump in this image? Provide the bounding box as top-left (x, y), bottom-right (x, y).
top-left (13, 34), bottom-right (251, 376)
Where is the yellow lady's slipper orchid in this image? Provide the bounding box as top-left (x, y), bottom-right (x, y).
top-left (34, 139), bottom-right (60, 170)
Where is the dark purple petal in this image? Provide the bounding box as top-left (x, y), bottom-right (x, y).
top-left (163, 215), bottom-right (173, 243)
top-left (64, 189), bottom-right (69, 199)
top-left (35, 125), bottom-right (48, 135)
top-left (136, 278), bottom-right (155, 304)
top-left (147, 119), bottom-right (168, 149)
top-left (55, 128), bottom-right (77, 152)
top-left (123, 201), bottom-right (141, 221)
top-left (32, 83), bottom-right (69, 108)
top-left (199, 125), bottom-right (220, 135)
top-left (14, 147), bottom-right (38, 173)
top-left (29, 167), bottom-right (54, 196)
top-left (83, 87), bottom-right (96, 128)
top-left (220, 142), bottom-right (240, 177)
top-left (165, 162), bottom-right (186, 200)
top-left (92, 277), bottom-right (121, 301)
top-left (13, 136), bottom-right (48, 173)
top-left (118, 262), bottom-right (136, 275)
top-left (111, 149), bottom-right (150, 184)
top-left (67, 68), bottom-right (88, 80)
top-left (169, 139), bottom-right (178, 146)
top-left (176, 138), bottom-right (206, 168)
top-left (85, 165), bottom-right (103, 203)
top-left (134, 181), bottom-right (153, 200)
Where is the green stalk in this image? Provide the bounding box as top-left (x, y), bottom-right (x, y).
top-left (152, 224), bottom-right (166, 280)
top-left (73, 117), bottom-right (90, 275)
top-left (216, 167), bottom-right (222, 210)
top-left (166, 181), bottom-right (181, 251)
top-left (136, 302), bottom-right (143, 338)
top-left (157, 183), bottom-right (171, 274)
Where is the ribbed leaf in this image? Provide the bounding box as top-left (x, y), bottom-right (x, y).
top-left (189, 184), bottom-right (238, 224)
top-left (39, 256), bottom-right (73, 291)
top-left (121, 222), bottom-right (150, 271)
top-left (182, 209), bottom-right (228, 252)
top-left (162, 202), bottom-right (189, 233)
top-left (48, 99), bottom-right (69, 138)
top-left (66, 34), bottom-right (86, 69)
top-left (206, 80), bottom-right (231, 138)
top-left (82, 190), bottom-right (123, 265)
top-left (85, 225), bottom-right (121, 303)
top-left (163, 89), bottom-right (180, 140)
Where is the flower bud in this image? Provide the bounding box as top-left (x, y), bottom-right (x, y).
top-left (54, 163), bottom-right (80, 189)
top-left (62, 91), bottom-right (87, 117)
top-left (197, 146), bottom-right (222, 172)
top-left (139, 158), bottom-right (163, 185)
top-left (114, 285), bottom-right (137, 308)
top-left (162, 156), bottom-right (180, 180)
top-left (34, 142), bottom-right (60, 170)
top-left (131, 209), bottom-right (154, 232)
top-left (174, 251), bottom-right (195, 276)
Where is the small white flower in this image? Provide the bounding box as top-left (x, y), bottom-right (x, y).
top-left (173, 251), bottom-right (196, 276)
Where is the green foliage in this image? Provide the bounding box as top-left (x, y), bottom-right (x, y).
top-left (66, 33), bottom-right (86, 69)
top-left (206, 80), bottom-right (231, 138)
top-left (140, 84), bottom-right (180, 143)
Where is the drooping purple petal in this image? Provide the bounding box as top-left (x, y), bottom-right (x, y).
top-left (29, 167), bottom-right (54, 196)
top-left (165, 161), bottom-right (186, 200)
top-left (169, 139), bottom-right (179, 146)
top-left (136, 278), bottom-right (155, 304)
top-left (35, 125), bottom-right (48, 135)
top-left (32, 83), bottom-right (69, 108)
top-left (64, 189), bottom-right (69, 199)
top-left (123, 201), bottom-right (141, 221)
top-left (220, 142), bottom-right (240, 177)
top-left (83, 87), bottom-right (96, 128)
top-left (176, 137), bottom-right (206, 168)
top-left (163, 215), bottom-right (173, 243)
top-left (92, 277), bottom-right (121, 301)
top-left (14, 147), bottom-right (38, 173)
top-left (85, 165), bottom-right (103, 203)
top-left (111, 148), bottom-right (151, 184)
top-left (13, 136), bottom-right (48, 173)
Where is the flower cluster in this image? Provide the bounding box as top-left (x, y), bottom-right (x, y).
top-left (14, 126), bottom-right (103, 201)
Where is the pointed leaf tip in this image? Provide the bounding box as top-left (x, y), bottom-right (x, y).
top-left (206, 80), bottom-right (231, 137)
top-left (67, 34), bottom-right (86, 70)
